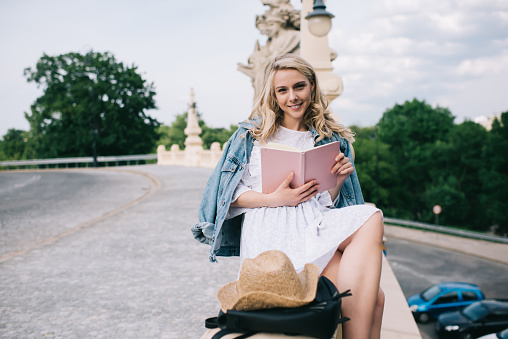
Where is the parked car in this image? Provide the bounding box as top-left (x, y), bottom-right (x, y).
top-left (407, 282), bottom-right (485, 322)
top-left (435, 299), bottom-right (508, 339)
top-left (477, 328), bottom-right (508, 339)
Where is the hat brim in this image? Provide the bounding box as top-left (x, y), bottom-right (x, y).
top-left (217, 263), bottom-right (319, 312)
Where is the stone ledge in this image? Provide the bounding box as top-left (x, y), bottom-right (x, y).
top-left (380, 255), bottom-right (422, 338)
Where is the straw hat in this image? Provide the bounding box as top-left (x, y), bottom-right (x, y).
top-left (217, 250), bottom-right (319, 312)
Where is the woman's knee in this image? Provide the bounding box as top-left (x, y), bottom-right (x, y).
top-left (367, 211), bottom-right (384, 241)
top-left (359, 211), bottom-right (384, 244)
top-left (338, 211), bottom-right (384, 252)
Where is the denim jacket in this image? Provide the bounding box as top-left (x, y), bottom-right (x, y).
top-left (191, 119), bottom-right (365, 262)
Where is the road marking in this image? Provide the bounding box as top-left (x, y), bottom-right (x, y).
top-left (0, 174), bottom-right (41, 194)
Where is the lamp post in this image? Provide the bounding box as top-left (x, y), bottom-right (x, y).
top-left (301, 0), bottom-right (343, 107)
top-left (305, 0), bottom-right (335, 37)
top-left (84, 51), bottom-right (99, 168)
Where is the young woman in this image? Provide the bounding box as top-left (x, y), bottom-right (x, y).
top-left (192, 54), bottom-right (384, 339)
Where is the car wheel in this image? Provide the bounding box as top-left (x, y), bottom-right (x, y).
top-left (417, 312), bottom-right (431, 323)
top-left (459, 332), bottom-right (472, 339)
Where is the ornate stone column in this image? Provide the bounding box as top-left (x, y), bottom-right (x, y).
top-left (300, 0), bottom-right (343, 103)
top-left (184, 88), bottom-right (203, 166)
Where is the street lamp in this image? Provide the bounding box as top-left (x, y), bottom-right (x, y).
top-left (84, 51), bottom-right (99, 168)
top-left (305, 0), bottom-right (335, 37)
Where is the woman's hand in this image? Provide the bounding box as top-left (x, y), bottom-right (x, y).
top-left (328, 153), bottom-right (353, 202)
top-left (231, 172), bottom-right (319, 209)
top-left (268, 172), bottom-right (319, 207)
top-left (331, 153), bottom-right (353, 185)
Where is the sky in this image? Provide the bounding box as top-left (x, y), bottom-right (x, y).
top-left (1, 0), bottom-right (507, 138)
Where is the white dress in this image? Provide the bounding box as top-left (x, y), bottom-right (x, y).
top-left (227, 126), bottom-right (381, 273)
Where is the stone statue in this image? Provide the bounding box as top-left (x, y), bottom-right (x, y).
top-left (238, 0), bottom-right (301, 101)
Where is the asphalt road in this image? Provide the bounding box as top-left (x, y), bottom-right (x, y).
top-left (386, 237), bottom-right (508, 339)
top-left (0, 170), bottom-right (151, 259)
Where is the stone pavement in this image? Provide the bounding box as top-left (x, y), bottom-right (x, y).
top-left (1, 165), bottom-right (236, 338)
top-left (5, 165), bottom-right (504, 338)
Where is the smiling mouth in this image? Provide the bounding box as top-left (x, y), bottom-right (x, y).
top-left (288, 103), bottom-right (302, 110)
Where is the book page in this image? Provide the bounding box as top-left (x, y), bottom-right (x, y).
top-left (261, 148), bottom-right (303, 194)
top-left (303, 141), bottom-right (341, 193)
top-left (264, 142), bottom-right (300, 152)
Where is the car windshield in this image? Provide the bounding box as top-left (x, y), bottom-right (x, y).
top-left (421, 285), bottom-right (442, 301)
top-left (498, 328), bottom-right (508, 339)
top-left (462, 302), bottom-right (489, 322)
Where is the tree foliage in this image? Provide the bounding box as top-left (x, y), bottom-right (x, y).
top-left (350, 126), bottom-right (404, 217)
top-left (353, 99), bottom-right (507, 235)
top-left (481, 112), bottom-right (508, 235)
top-left (0, 129), bottom-right (30, 161)
top-left (376, 99), bottom-right (455, 218)
top-left (201, 123), bottom-right (239, 149)
top-left (156, 112), bottom-right (238, 150)
top-left (24, 51), bottom-right (159, 158)
top-left (157, 114), bottom-right (187, 150)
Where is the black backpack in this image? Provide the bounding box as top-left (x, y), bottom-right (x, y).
top-left (205, 276), bottom-right (351, 339)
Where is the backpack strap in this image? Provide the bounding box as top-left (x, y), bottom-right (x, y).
top-left (206, 317), bottom-right (258, 339)
top-left (211, 329), bottom-right (235, 339)
top-left (336, 289), bottom-right (352, 300)
top-left (232, 332), bottom-right (258, 339)
top-left (206, 317), bottom-right (219, 329)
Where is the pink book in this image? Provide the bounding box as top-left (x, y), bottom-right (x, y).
top-left (260, 141), bottom-right (341, 194)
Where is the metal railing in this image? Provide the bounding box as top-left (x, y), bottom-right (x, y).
top-left (0, 154), bottom-right (157, 170)
top-left (384, 217), bottom-right (508, 244)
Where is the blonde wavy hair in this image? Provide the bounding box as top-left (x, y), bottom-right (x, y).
top-left (248, 53), bottom-right (355, 145)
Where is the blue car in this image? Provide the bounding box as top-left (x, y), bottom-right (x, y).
top-left (407, 282), bottom-right (485, 323)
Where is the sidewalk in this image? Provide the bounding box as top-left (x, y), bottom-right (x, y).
top-left (384, 224), bottom-right (508, 265)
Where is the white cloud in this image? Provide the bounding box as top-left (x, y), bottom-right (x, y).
top-left (326, 0), bottom-right (508, 128)
top-left (427, 12), bottom-right (473, 35)
top-left (497, 11), bottom-right (508, 23)
top-left (456, 51), bottom-right (508, 76)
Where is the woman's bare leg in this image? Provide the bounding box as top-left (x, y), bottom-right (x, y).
top-left (321, 249), bottom-right (341, 286)
top-left (370, 287), bottom-right (385, 339)
top-left (322, 211), bottom-right (384, 339)
top-left (321, 247), bottom-right (385, 339)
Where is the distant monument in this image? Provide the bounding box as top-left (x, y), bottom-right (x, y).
top-left (238, 0), bottom-right (301, 100)
top-left (474, 114), bottom-right (501, 131)
top-left (157, 89), bottom-right (222, 168)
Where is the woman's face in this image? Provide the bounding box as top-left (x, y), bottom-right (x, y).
top-left (273, 69), bottom-right (314, 130)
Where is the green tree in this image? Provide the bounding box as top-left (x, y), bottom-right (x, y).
top-left (0, 129), bottom-right (29, 160)
top-left (424, 121), bottom-right (488, 227)
top-left (156, 112), bottom-right (238, 150)
top-left (201, 124), bottom-right (238, 149)
top-left (351, 126), bottom-right (408, 218)
top-left (377, 99), bottom-right (455, 220)
top-left (422, 175), bottom-right (470, 226)
top-left (24, 51), bottom-right (159, 158)
top-left (481, 112), bottom-right (508, 235)
top-left (157, 113), bottom-right (187, 150)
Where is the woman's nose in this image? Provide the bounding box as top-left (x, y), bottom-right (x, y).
top-left (289, 90), bottom-right (298, 101)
